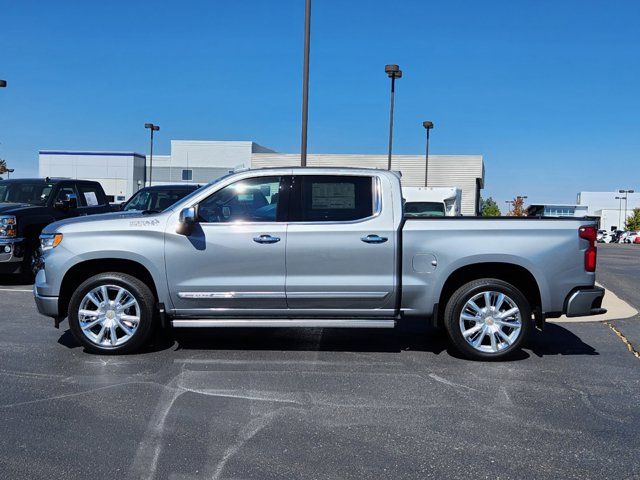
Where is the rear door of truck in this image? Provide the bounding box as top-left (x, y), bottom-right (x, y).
top-left (284, 172), bottom-right (397, 315)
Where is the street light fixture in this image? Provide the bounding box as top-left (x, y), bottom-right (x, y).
top-left (618, 189), bottom-right (635, 229)
top-left (144, 123), bottom-right (160, 186)
top-left (0, 80), bottom-right (6, 88)
top-left (615, 196), bottom-right (624, 230)
top-left (300, 0), bottom-right (312, 167)
top-left (422, 121), bottom-right (434, 187)
top-left (6, 168), bottom-right (13, 179)
top-left (385, 64), bottom-right (402, 170)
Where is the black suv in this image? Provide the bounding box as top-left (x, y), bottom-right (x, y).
top-left (0, 178), bottom-right (111, 278)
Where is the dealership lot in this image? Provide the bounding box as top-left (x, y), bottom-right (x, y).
top-left (0, 245), bottom-right (639, 480)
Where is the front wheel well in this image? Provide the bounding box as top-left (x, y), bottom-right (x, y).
top-left (58, 259), bottom-right (158, 319)
top-left (436, 262), bottom-right (542, 327)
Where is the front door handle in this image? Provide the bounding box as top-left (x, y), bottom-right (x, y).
top-left (253, 234), bottom-right (281, 244)
top-left (361, 234), bottom-right (388, 244)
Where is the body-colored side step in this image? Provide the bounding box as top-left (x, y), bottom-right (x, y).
top-left (171, 318), bottom-right (396, 328)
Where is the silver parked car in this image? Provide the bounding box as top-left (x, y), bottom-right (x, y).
top-left (34, 168), bottom-right (605, 360)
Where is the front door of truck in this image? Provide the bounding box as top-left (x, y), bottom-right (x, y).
top-left (285, 174), bottom-right (397, 316)
top-left (165, 175), bottom-right (288, 316)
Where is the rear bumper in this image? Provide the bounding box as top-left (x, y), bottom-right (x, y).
top-left (565, 287), bottom-right (606, 317)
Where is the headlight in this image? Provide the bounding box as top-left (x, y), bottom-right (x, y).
top-left (40, 233), bottom-right (63, 251)
top-left (0, 216), bottom-right (17, 238)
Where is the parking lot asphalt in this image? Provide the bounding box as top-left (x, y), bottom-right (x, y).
top-left (1, 248), bottom-right (639, 480)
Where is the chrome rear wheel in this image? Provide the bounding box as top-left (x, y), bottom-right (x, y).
top-left (459, 290), bottom-right (522, 354)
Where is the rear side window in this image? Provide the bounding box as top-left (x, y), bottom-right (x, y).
top-left (290, 175), bottom-right (374, 222)
top-left (78, 184), bottom-right (105, 206)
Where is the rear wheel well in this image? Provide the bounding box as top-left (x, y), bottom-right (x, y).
top-left (58, 259), bottom-right (158, 319)
top-left (436, 262), bottom-right (541, 327)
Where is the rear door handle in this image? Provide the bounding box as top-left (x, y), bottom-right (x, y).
top-left (361, 234), bottom-right (388, 244)
top-left (253, 234), bottom-right (281, 244)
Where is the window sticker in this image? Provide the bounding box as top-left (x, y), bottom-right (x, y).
top-left (311, 182), bottom-right (355, 209)
top-left (84, 191), bottom-right (98, 206)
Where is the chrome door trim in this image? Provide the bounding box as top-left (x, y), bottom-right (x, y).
top-left (286, 291), bottom-right (389, 299)
top-left (178, 291), bottom-right (287, 299)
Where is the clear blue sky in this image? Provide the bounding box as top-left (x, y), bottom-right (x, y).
top-left (1, 0), bottom-right (639, 208)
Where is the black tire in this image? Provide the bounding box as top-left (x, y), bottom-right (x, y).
top-left (18, 245), bottom-right (38, 283)
top-left (68, 272), bottom-right (156, 354)
top-left (443, 278), bottom-right (531, 361)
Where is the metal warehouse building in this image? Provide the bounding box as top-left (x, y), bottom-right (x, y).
top-left (39, 140), bottom-right (485, 215)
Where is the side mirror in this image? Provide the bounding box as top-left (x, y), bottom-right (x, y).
top-left (176, 206), bottom-right (196, 235)
top-left (55, 194), bottom-right (78, 211)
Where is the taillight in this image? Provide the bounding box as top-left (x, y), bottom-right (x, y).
top-left (579, 226), bottom-right (597, 272)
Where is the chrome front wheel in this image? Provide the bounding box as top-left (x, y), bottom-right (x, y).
top-left (78, 284), bottom-right (141, 347)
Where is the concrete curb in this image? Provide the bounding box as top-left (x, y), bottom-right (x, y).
top-left (550, 284), bottom-right (638, 323)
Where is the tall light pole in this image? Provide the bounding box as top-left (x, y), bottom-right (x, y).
top-left (619, 189), bottom-right (635, 229)
top-left (422, 121), bottom-right (434, 186)
top-left (144, 123), bottom-right (160, 186)
top-left (615, 196), bottom-right (623, 230)
top-left (300, 0), bottom-right (312, 167)
top-left (385, 64), bottom-right (402, 170)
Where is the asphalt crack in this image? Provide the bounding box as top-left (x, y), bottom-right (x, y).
top-left (604, 321), bottom-right (640, 360)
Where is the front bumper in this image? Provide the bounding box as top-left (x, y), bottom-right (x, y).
top-left (34, 286), bottom-right (60, 318)
top-left (0, 237), bottom-right (26, 271)
top-left (565, 287), bottom-right (606, 317)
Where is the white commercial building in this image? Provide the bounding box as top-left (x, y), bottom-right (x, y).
top-left (577, 191), bottom-right (640, 216)
top-left (39, 140), bottom-right (485, 215)
top-left (577, 191), bottom-right (640, 231)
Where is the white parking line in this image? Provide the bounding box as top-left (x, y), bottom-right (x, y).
top-left (0, 288), bottom-right (33, 292)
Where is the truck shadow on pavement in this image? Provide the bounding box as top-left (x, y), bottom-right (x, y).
top-left (57, 323), bottom-right (598, 360)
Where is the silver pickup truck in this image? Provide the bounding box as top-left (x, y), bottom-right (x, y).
top-left (34, 167), bottom-right (605, 360)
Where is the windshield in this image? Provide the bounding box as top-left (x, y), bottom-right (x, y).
top-left (404, 201), bottom-right (446, 217)
top-left (124, 188), bottom-right (200, 212)
top-left (0, 182), bottom-right (54, 206)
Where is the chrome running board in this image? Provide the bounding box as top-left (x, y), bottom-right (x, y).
top-left (171, 318), bottom-right (396, 328)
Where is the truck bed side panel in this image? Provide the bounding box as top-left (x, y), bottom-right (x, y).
top-left (401, 218), bottom-right (594, 317)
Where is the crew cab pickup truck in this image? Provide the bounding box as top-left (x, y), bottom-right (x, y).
top-left (0, 178), bottom-right (111, 278)
top-left (33, 168), bottom-right (605, 360)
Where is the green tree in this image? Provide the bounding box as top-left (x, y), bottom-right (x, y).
top-left (481, 197), bottom-right (501, 216)
top-left (626, 208), bottom-right (640, 231)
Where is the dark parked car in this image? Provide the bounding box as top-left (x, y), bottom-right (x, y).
top-left (0, 178), bottom-right (111, 277)
top-left (120, 184), bottom-right (201, 212)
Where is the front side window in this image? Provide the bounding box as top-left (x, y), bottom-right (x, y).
top-left (198, 176), bottom-right (281, 223)
top-left (55, 185), bottom-right (78, 204)
top-left (290, 175), bottom-right (374, 222)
